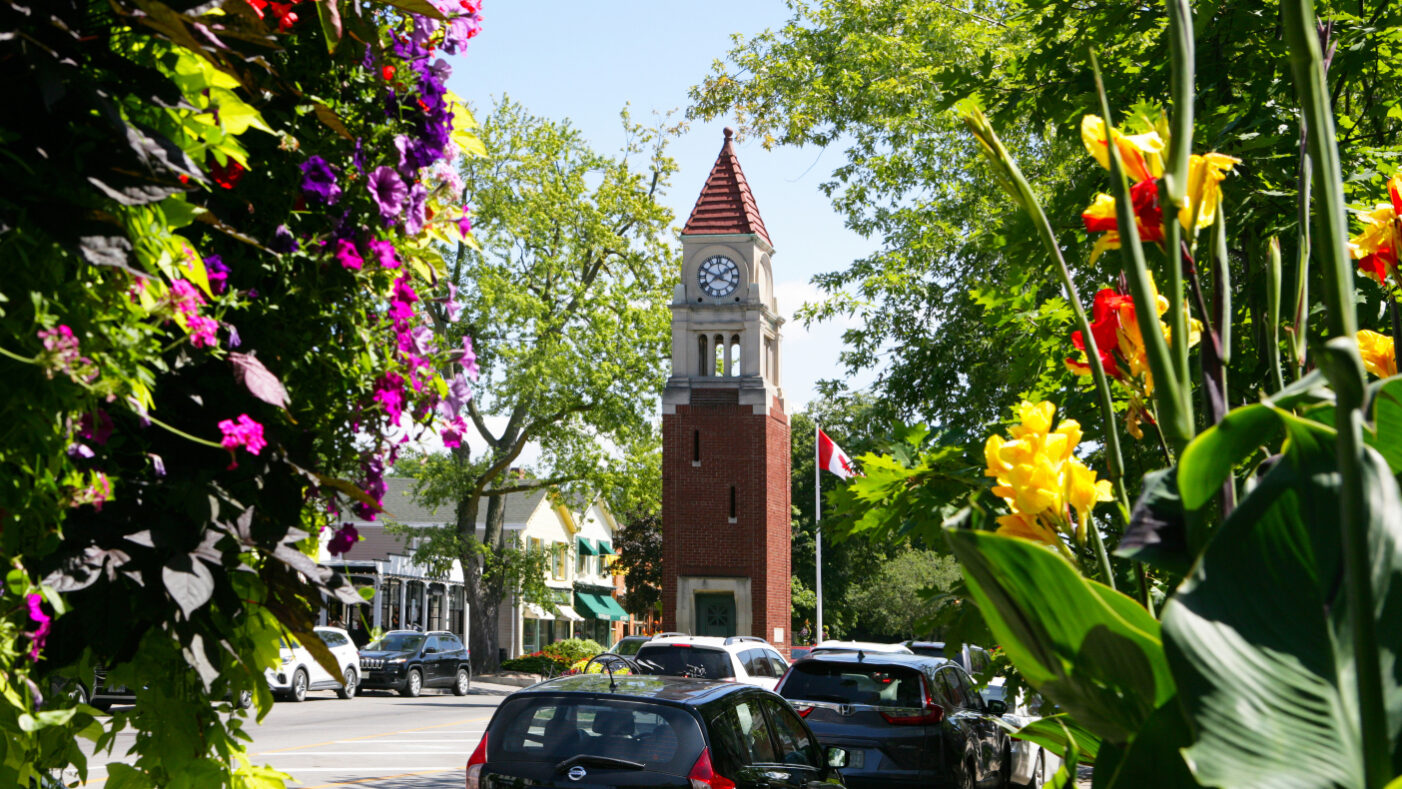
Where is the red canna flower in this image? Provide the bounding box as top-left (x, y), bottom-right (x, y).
top-left (208, 156), bottom-right (245, 190)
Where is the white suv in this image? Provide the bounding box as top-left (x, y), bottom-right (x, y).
top-left (266, 626), bottom-right (360, 702)
top-left (633, 635), bottom-right (790, 690)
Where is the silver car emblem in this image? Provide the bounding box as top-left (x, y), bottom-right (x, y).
top-left (567, 766), bottom-right (588, 782)
top-left (838, 704), bottom-right (855, 716)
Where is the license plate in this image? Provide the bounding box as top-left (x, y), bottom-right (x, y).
top-left (847, 750), bottom-right (865, 769)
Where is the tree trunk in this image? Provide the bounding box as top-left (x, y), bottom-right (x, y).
top-left (457, 466), bottom-right (513, 673)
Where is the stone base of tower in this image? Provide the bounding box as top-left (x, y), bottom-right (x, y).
top-left (660, 394), bottom-right (791, 649)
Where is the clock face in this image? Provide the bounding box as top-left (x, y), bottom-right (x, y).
top-left (698, 255), bottom-right (740, 298)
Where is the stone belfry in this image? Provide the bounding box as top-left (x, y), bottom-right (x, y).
top-left (660, 128), bottom-right (791, 649)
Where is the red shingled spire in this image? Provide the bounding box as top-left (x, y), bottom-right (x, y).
top-left (682, 127), bottom-right (771, 245)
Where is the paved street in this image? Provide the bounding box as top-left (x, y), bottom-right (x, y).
top-left (65, 681), bottom-right (517, 788)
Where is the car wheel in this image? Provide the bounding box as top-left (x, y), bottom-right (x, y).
top-left (399, 668), bottom-right (422, 698)
top-left (452, 667), bottom-right (471, 696)
top-left (289, 669), bottom-right (308, 703)
top-left (67, 683), bottom-right (89, 707)
top-left (235, 690), bottom-right (253, 710)
top-left (337, 668), bottom-right (358, 700)
top-left (960, 758), bottom-right (976, 789)
top-left (1000, 744), bottom-right (1013, 789)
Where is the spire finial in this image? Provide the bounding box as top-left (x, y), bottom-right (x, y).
top-left (723, 126), bottom-right (735, 142)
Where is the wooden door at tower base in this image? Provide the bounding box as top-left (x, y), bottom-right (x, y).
top-left (695, 593), bottom-right (736, 637)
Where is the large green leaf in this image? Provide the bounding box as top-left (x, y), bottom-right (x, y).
top-left (1091, 700), bottom-right (1200, 789)
top-left (1161, 410), bottom-right (1402, 788)
top-left (1177, 403), bottom-right (1278, 511)
top-left (1004, 714), bottom-right (1102, 764)
top-left (1369, 376), bottom-right (1402, 473)
top-left (946, 530), bottom-right (1173, 744)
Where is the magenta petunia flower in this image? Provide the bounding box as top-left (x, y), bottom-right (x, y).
top-left (328, 523), bottom-right (360, 556)
top-left (368, 239), bottom-right (401, 269)
top-left (404, 182), bottom-right (428, 235)
top-left (455, 208), bottom-right (472, 239)
top-left (440, 416), bottom-right (467, 448)
top-left (335, 238), bottom-right (364, 271)
top-left (460, 335), bottom-right (480, 381)
top-left (169, 279), bottom-right (205, 317)
top-left (79, 409), bottom-right (114, 445)
top-left (219, 414), bottom-right (267, 468)
top-left (205, 255), bottom-right (230, 295)
top-left (372, 371), bottom-right (406, 425)
top-left (368, 166), bottom-right (407, 222)
top-left (25, 593), bottom-right (50, 660)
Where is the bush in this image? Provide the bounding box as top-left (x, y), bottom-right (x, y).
top-left (501, 652), bottom-right (568, 676)
top-left (542, 638), bottom-right (606, 666)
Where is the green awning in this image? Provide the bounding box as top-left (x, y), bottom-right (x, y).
top-left (577, 537), bottom-right (597, 555)
top-left (595, 540), bottom-right (614, 555)
top-left (574, 591), bottom-right (626, 621)
top-left (599, 592), bottom-right (629, 620)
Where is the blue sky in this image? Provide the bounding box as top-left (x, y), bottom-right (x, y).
top-left (443, 0), bottom-right (879, 413)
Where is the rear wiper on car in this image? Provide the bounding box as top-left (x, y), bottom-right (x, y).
top-left (554, 755), bottom-right (646, 773)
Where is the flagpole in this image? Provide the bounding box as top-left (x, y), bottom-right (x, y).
top-left (815, 421), bottom-right (823, 642)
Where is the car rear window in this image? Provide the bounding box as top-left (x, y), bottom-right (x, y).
top-left (490, 696), bottom-right (704, 774)
top-left (779, 662), bottom-right (925, 707)
top-left (635, 645), bottom-right (735, 680)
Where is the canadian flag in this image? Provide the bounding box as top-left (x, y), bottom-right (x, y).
top-left (817, 429), bottom-right (859, 479)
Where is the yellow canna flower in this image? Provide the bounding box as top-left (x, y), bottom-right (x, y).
top-left (1357, 330), bottom-right (1397, 378)
top-left (1081, 115), bottom-right (1165, 183)
top-left (995, 512), bottom-right (1061, 548)
top-left (1180, 152), bottom-right (1241, 231)
top-left (1348, 175), bottom-right (1402, 287)
top-left (1010, 400), bottom-right (1055, 437)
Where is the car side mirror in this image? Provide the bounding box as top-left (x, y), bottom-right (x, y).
top-left (825, 747), bottom-right (849, 769)
top-left (987, 699), bottom-right (1008, 715)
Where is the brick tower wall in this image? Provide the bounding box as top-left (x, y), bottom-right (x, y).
top-left (661, 392), bottom-right (791, 647)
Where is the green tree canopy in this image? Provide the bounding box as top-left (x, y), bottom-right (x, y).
top-left (406, 98), bottom-right (679, 671)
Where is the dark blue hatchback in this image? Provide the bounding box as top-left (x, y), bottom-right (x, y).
top-left (777, 652), bottom-right (1010, 789)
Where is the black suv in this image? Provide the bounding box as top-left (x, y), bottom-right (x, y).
top-left (466, 673), bottom-right (850, 789)
top-left (358, 630), bottom-right (471, 697)
top-left (777, 652), bottom-right (1009, 789)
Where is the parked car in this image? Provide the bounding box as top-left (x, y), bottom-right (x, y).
top-left (809, 640), bottom-right (914, 656)
top-left (464, 673), bottom-right (850, 789)
top-left (776, 651), bottom-right (1010, 789)
top-left (266, 626), bottom-right (361, 702)
top-left (906, 642), bottom-right (992, 676)
top-left (61, 665), bottom-right (252, 712)
top-left (633, 635), bottom-right (789, 690)
top-left (358, 629), bottom-right (471, 697)
top-left (790, 646), bottom-right (813, 662)
top-left (606, 632), bottom-right (688, 657)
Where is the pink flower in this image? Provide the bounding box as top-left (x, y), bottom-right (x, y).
top-left (441, 417), bottom-right (467, 448)
top-left (368, 239), bottom-right (401, 269)
top-left (389, 275), bottom-right (419, 327)
top-left (25, 593), bottom-right (50, 661)
top-left (187, 314), bottom-right (221, 348)
top-left (460, 335), bottom-right (480, 381)
top-left (455, 208), bottom-right (472, 239)
top-left (70, 471), bottom-right (112, 511)
top-left (444, 282), bottom-right (463, 321)
top-left (169, 279), bottom-right (205, 317)
top-left (79, 409), bottom-right (114, 445)
top-left (328, 523), bottom-right (360, 556)
top-left (38, 325), bottom-right (98, 382)
top-left (219, 414), bottom-right (267, 468)
top-left (372, 371), bottom-right (406, 425)
top-left (335, 238), bottom-right (364, 271)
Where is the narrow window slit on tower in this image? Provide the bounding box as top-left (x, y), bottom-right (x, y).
top-left (728, 485), bottom-right (737, 522)
top-left (692, 430), bottom-right (700, 466)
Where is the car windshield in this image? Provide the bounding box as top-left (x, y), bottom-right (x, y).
top-left (780, 662), bottom-right (925, 707)
top-left (490, 696), bottom-right (704, 774)
top-left (367, 633), bottom-right (424, 652)
top-left (634, 646), bottom-right (734, 680)
top-left (610, 639), bottom-right (644, 656)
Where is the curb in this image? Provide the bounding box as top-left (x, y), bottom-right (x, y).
top-left (475, 672), bottom-right (541, 688)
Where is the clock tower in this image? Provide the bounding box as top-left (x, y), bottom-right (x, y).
top-left (661, 128), bottom-right (791, 649)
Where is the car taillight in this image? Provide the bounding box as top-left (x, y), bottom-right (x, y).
top-left (688, 747), bottom-right (736, 789)
top-left (879, 703), bottom-right (945, 725)
top-left (794, 705), bottom-right (814, 718)
top-left (465, 733), bottom-right (487, 789)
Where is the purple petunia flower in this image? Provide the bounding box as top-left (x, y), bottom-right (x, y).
top-left (404, 182), bottom-right (428, 235)
top-left (353, 456), bottom-right (387, 520)
top-left (328, 523), bottom-right (360, 556)
top-left (299, 155), bottom-right (342, 205)
top-left (460, 335), bottom-right (480, 381)
top-left (372, 371), bottom-right (406, 425)
top-left (271, 224), bottom-right (300, 254)
top-left (335, 238), bottom-right (364, 271)
top-left (368, 166), bottom-right (407, 222)
top-left (205, 255), bottom-right (230, 295)
top-left (444, 282), bottom-right (463, 322)
top-left (79, 409), bottom-right (114, 445)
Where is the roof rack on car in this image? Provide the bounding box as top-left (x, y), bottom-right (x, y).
top-left (653, 632), bottom-right (688, 639)
top-left (723, 636), bottom-right (766, 645)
